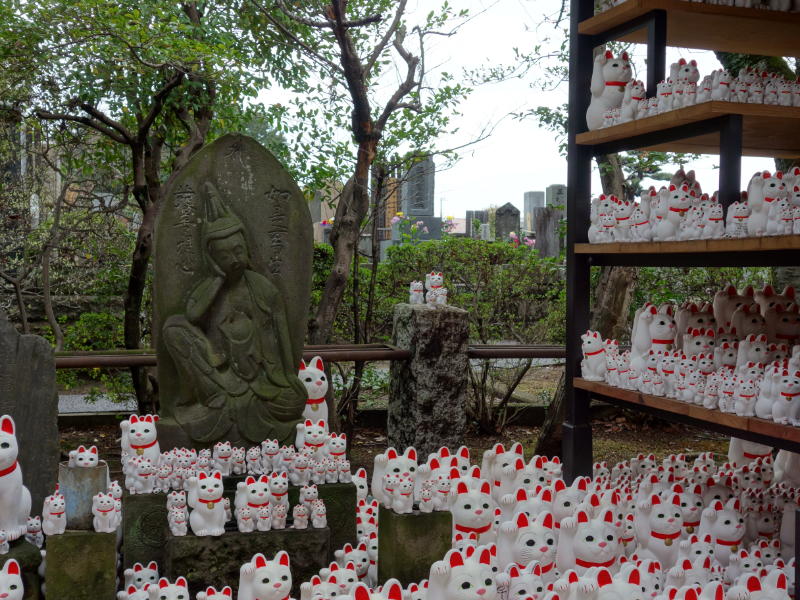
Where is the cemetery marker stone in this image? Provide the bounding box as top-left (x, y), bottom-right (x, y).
top-left (495, 202), bottom-right (521, 241)
top-left (154, 133), bottom-right (313, 449)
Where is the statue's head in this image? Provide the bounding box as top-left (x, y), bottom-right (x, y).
top-left (202, 182), bottom-right (249, 279)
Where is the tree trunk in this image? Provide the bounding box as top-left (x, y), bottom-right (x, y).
top-left (12, 280), bottom-right (29, 335)
top-left (535, 153), bottom-right (639, 456)
top-left (42, 243), bottom-right (64, 351)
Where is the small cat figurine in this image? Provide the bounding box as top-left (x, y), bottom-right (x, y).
top-left (429, 548), bottom-right (505, 600)
top-left (196, 586), bottom-right (234, 600)
top-left (130, 459), bottom-right (156, 495)
top-left (312, 500), bottom-right (327, 528)
top-left (238, 552), bottom-right (293, 600)
top-left (300, 484), bottom-right (319, 511)
top-left (187, 471), bottom-right (226, 536)
top-left (261, 439), bottom-right (281, 473)
top-left (391, 478), bottom-right (415, 514)
top-left (0, 560), bottom-right (23, 600)
top-left (299, 357), bottom-right (329, 424)
top-left (293, 504), bottom-right (309, 530)
top-left (212, 442), bottom-right (233, 476)
top-left (118, 584), bottom-right (151, 600)
top-left (166, 491), bottom-right (186, 526)
top-left (497, 511), bottom-right (558, 582)
top-left (235, 475), bottom-right (271, 514)
top-left (272, 504), bottom-right (287, 530)
top-left (24, 517), bottom-right (43, 548)
top-left (0, 530), bottom-right (9, 555)
top-left (257, 504), bottom-right (272, 531)
top-left (409, 281), bottom-right (425, 304)
top-left (224, 498), bottom-right (232, 522)
top-left (92, 492), bottom-right (116, 533)
top-left (123, 561), bottom-right (160, 590)
top-left (290, 454), bottom-right (312, 487)
top-left (352, 468), bottom-right (369, 503)
top-left (69, 445), bottom-right (99, 468)
top-left (451, 481), bottom-right (494, 543)
top-left (156, 464), bottom-right (173, 493)
top-left (426, 271), bottom-right (444, 293)
top-left (246, 447), bottom-right (262, 475)
top-left (237, 506), bottom-right (255, 533)
top-left (419, 488), bottom-right (434, 513)
top-left (279, 446), bottom-right (296, 474)
top-left (327, 433), bottom-right (347, 461)
top-left (170, 507), bottom-right (187, 536)
top-left (42, 493), bottom-right (65, 536)
top-left (269, 472), bottom-right (290, 511)
top-left (338, 460), bottom-right (352, 483)
top-left (231, 447), bottom-right (247, 475)
top-left (426, 289), bottom-right (438, 309)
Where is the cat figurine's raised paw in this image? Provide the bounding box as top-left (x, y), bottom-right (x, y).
top-left (238, 551), bottom-right (293, 600)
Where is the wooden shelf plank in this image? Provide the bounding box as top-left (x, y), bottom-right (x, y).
top-left (576, 103), bottom-right (800, 158)
top-left (575, 235), bottom-right (800, 255)
top-left (579, 0), bottom-right (800, 56)
top-left (574, 378), bottom-right (800, 450)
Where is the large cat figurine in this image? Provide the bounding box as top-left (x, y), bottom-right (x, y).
top-left (698, 498), bottom-right (745, 567)
top-left (123, 562), bottom-right (159, 590)
top-left (633, 492), bottom-right (683, 568)
top-left (372, 447), bottom-right (423, 503)
top-left (0, 416), bottom-right (31, 541)
top-left (239, 551), bottom-right (294, 600)
top-left (497, 511), bottom-right (558, 581)
top-left (151, 577), bottom-right (190, 600)
top-left (0, 560), bottom-right (23, 600)
top-left (428, 548), bottom-right (508, 600)
top-left (120, 414), bottom-right (160, 463)
top-left (187, 471), bottom-right (226, 536)
top-left (451, 481), bottom-right (494, 543)
top-left (586, 51), bottom-right (632, 131)
top-left (235, 475), bottom-right (271, 513)
top-left (556, 507), bottom-right (620, 575)
top-left (299, 357), bottom-right (329, 424)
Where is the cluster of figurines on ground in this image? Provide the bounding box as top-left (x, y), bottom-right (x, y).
top-left (587, 52), bottom-right (800, 132)
top-left (580, 284), bottom-right (800, 424)
top-left (118, 440), bottom-right (797, 600)
top-left (588, 168), bottom-right (800, 244)
top-left (409, 271), bottom-right (449, 308)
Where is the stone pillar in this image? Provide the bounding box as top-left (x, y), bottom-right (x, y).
top-left (388, 304), bottom-right (468, 458)
top-left (46, 531), bottom-right (117, 599)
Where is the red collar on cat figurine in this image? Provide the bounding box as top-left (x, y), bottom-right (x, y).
top-left (130, 439), bottom-right (158, 450)
top-left (454, 523), bottom-right (492, 534)
top-left (0, 460), bottom-right (17, 478)
top-left (307, 397), bottom-right (325, 405)
top-left (575, 557), bottom-right (615, 568)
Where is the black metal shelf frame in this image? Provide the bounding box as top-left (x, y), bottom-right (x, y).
top-left (563, 0), bottom-right (795, 483)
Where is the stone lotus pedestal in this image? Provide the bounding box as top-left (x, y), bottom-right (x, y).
top-left (165, 527), bottom-right (330, 598)
top-left (377, 505), bottom-right (452, 587)
top-left (0, 539), bottom-right (43, 600)
top-left (58, 461), bottom-right (109, 530)
top-left (124, 481), bottom-right (355, 568)
top-left (46, 531), bottom-right (116, 600)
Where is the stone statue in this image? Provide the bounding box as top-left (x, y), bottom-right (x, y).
top-left (163, 183), bottom-right (307, 445)
top-left (154, 133), bottom-right (313, 449)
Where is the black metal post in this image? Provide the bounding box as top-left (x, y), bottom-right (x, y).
top-left (646, 10), bottom-right (667, 98)
top-left (564, 0), bottom-right (595, 484)
top-left (719, 114), bottom-right (743, 216)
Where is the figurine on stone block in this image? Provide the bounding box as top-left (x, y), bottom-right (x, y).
top-left (42, 492), bottom-right (65, 536)
top-left (120, 414), bottom-right (160, 462)
top-left (409, 281), bottom-right (425, 304)
top-left (24, 516), bottom-right (43, 548)
top-left (239, 551), bottom-right (294, 600)
top-left (293, 504), bottom-right (310, 529)
top-left (372, 447), bottom-right (422, 503)
top-left (295, 419), bottom-right (328, 462)
top-left (92, 491), bottom-right (117, 533)
top-left (300, 356), bottom-right (329, 424)
top-left (170, 507), bottom-right (187, 536)
top-left (187, 471), bottom-right (226, 536)
top-left (237, 506), bottom-right (255, 532)
top-left (312, 499), bottom-right (327, 528)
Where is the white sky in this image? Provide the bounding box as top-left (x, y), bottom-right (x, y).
top-left (257, 0), bottom-right (773, 219)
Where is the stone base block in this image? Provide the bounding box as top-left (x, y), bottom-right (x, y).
top-left (124, 481), bottom-right (355, 567)
top-left (0, 539), bottom-right (42, 600)
top-left (165, 527), bottom-right (330, 597)
top-left (59, 461), bottom-right (110, 530)
top-left (378, 505), bottom-right (452, 587)
top-left (46, 531), bottom-right (116, 600)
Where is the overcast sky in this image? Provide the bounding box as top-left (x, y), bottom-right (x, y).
top-left (258, 0), bottom-right (774, 219)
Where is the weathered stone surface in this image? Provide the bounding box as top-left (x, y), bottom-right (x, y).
top-left (377, 505), bottom-right (452, 587)
top-left (401, 158), bottom-right (435, 216)
top-left (388, 304), bottom-right (468, 458)
top-left (122, 491), bottom-right (170, 570)
top-left (153, 133), bottom-right (314, 449)
top-left (124, 482), bottom-right (356, 566)
top-left (495, 202), bottom-right (521, 242)
top-left (165, 527), bottom-right (330, 597)
top-left (46, 531), bottom-right (116, 600)
top-left (0, 539), bottom-right (42, 600)
top-left (59, 461), bottom-right (109, 530)
top-left (0, 315), bottom-right (59, 512)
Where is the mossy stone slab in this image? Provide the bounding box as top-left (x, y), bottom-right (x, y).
top-left (46, 531), bottom-right (116, 600)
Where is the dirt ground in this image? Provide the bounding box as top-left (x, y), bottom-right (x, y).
top-left (65, 412), bottom-right (730, 484)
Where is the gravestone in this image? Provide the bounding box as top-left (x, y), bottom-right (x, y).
top-left (466, 210), bottom-right (489, 238)
top-left (533, 206), bottom-right (564, 258)
top-left (495, 202), bottom-right (521, 242)
top-left (547, 184), bottom-right (568, 216)
top-left (388, 304), bottom-right (468, 458)
top-left (479, 223), bottom-right (493, 241)
top-left (401, 158), bottom-right (435, 216)
top-left (154, 133), bottom-right (313, 449)
top-left (524, 191), bottom-right (544, 231)
top-left (0, 314), bottom-right (59, 512)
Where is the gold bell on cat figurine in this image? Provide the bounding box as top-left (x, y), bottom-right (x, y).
top-left (664, 537), bottom-right (673, 546)
top-left (730, 544), bottom-right (738, 552)
top-left (207, 501), bottom-right (216, 509)
top-left (312, 404), bottom-right (318, 412)
top-left (686, 525), bottom-right (694, 533)
top-left (137, 447), bottom-right (144, 456)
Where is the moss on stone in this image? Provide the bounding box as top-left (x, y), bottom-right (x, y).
top-left (46, 531), bottom-right (116, 600)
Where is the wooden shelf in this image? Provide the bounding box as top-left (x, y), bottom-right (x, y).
top-left (576, 235), bottom-right (800, 255)
top-left (575, 378), bottom-right (800, 452)
top-left (576, 102), bottom-right (800, 158)
top-left (579, 0), bottom-right (800, 56)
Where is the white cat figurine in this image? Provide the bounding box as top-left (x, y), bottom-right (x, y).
top-left (120, 414), bottom-right (159, 464)
top-left (586, 51), bottom-right (632, 131)
top-left (312, 500), bottom-right (327, 528)
top-left (409, 281), bottom-right (425, 304)
top-left (169, 507), bottom-right (187, 537)
top-left (0, 560), bottom-right (23, 600)
top-left (92, 492), bottom-right (116, 533)
top-left (238, 552), bottom-right (293, 600)
top-left (69, 445), bottom-right (99, 468)
top-left (187, 471), bottom-right (226, 536)
top-left (0, 417), bottom-right (31, 541)
top-left (293, 504), bottom-right (309, 530)
top-left (238, 506), bottom-right (255, 533)
top-left (299, 356), bottom-right (329, 424)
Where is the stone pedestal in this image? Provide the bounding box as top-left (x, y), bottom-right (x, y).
top-left (124, 482), bottom-right (355, 567)
top-left (0, 315), bottom-right (59, 513)
top-left (0, 539), bottom-right (42, 600)
top-left (388, 304), bottom-right (468, 458)
top-left (377, 506), bottom-right (452, 587)
top-left (59, 461), bottom-right (109, 530)
top-left (46, 531), bottom-right (116, 600)
top-left (165, 527), bottom-right (330, 598)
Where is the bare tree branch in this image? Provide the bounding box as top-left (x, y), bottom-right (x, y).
top-left (33, 111), bottom-right (129, 145)
top-left (136, 71), bottom-right (186, 140)
top-left (274, 0), bottom-right (382, 28)
top-left (365, 0), bottom-right (407, 76)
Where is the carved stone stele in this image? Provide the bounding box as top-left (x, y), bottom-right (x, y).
top-left (154, 133), bottom-right (313, 448)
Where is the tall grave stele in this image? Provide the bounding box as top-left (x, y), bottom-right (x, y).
top-left (154, 133), bottom-right (313, 449)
